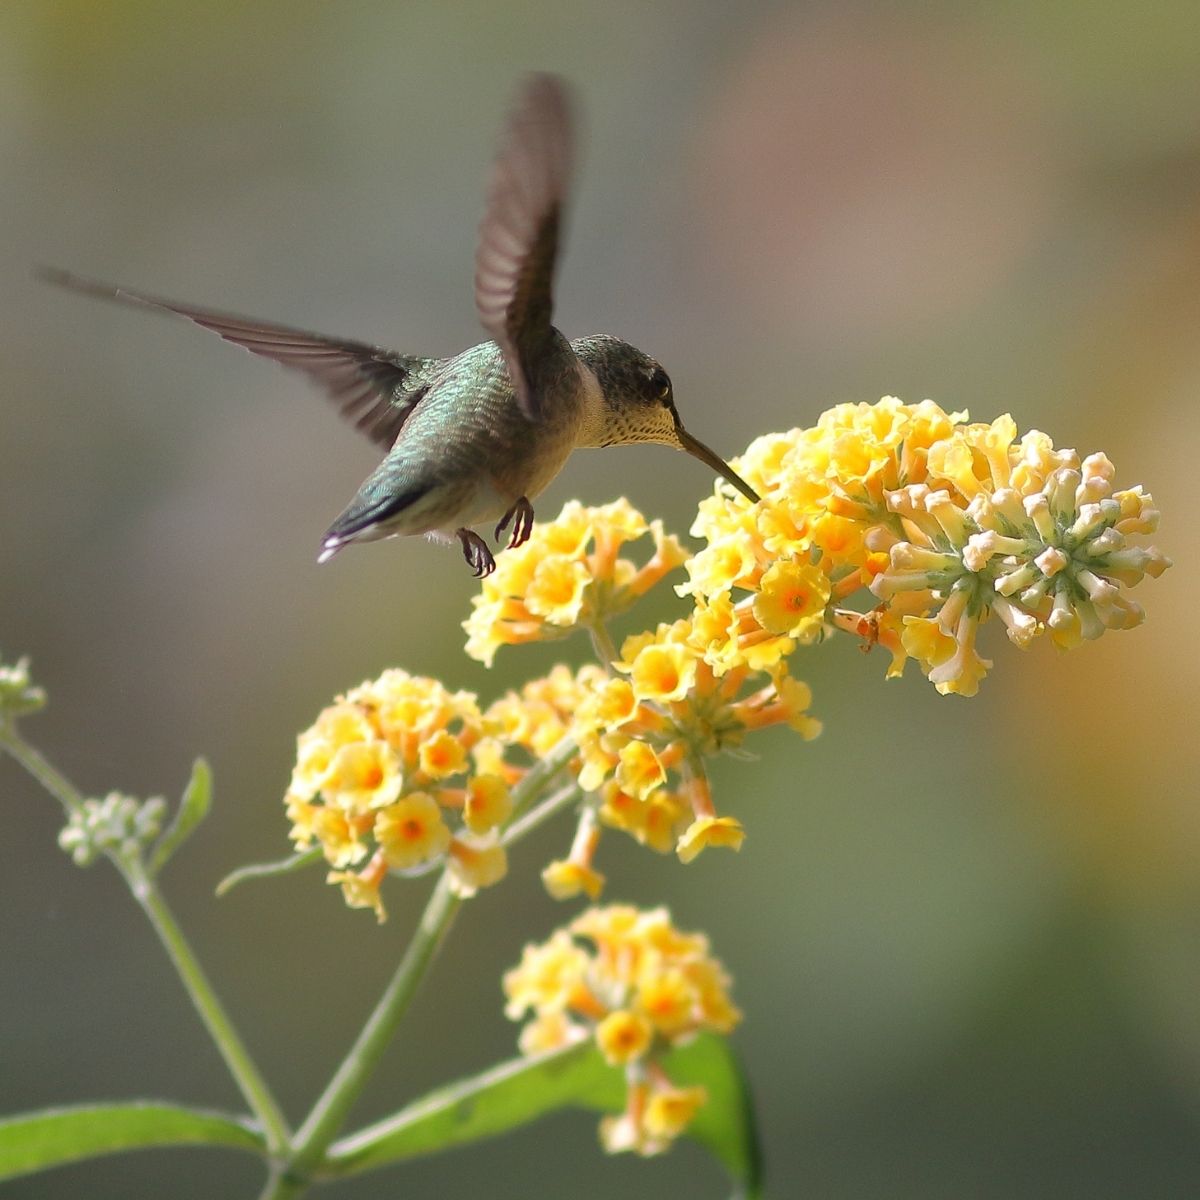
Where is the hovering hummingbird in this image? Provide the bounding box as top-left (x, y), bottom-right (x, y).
top-left (41, 74), bottom-right (759, 576)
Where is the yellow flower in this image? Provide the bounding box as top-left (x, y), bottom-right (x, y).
top-left (417, 729), bottom-right (468, 780)
top-left (463, 499), bottom-right (685, 665)
top-left (327, 854), bottom-right (388, 922)
top-left (628, 641), bottom-right (698, 704)
top-left (524, 556), bottom-right (591, 625)
top-left (751, 558), bottom-right (831, 641)
top-left (598, 783), bottom-right (689, 855)
top-left (447, 833), bottom-right (508, 897)
top-left (517, 1009), bottom-right (587, 1057)
top-left (374, 793), bottom-right (451, 869)
top-left (691, 401), bottom-right (1168, 695)
top-left (689, 958), bottom-right (743, 1032)
top-left (539, 499), bottom-right (595, 556)
top-left (321, 741), bottom-right (402, 813)
top-left (365, 669), bottom-right (475, 743)
top-left (463, 774), bottom-right (512, 833)
top-left (636, 968), bottom-right (696, 1037)
top-left (289, 703), bottom-right (377, 800)
top-left (503, 930), bottom-right (591, 1019)
top-left (643, 1085), bottom-right (708, 1141)
top-left (676, 815), bottom-right (745, 864)
top-left (615, 741), bottom-right (666, 800)
top-left (580, 676), bottom-right (638, 731)
top-left (596, 1009), bottom-right (653, 1065)
top-left (326, 871), bottom-right (385, 922)
top-left (509, 907), bottom-right (739, 1156)
top-left (682, 533), bottom-right (760, 597)
top-left (542, 858), bottom-right (606, 901)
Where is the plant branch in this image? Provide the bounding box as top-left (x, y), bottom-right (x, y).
top-left (268, 870), bottom-right (462, 1195)
top-left (1, 724), bottom-right (291, 1156)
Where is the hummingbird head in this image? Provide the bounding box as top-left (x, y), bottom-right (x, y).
top-left (572, 335), bottom-right (760, 503)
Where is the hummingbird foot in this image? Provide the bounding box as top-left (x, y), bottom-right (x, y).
top-left (457, 528), bottom-right (497, 577)
top-left (495, 496), bottom-right (535, 549)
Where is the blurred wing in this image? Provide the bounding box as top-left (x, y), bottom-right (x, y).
top-left (473, 73), bottom-right (574, 421)
top-left (38, 268), bottom-right (440, 449)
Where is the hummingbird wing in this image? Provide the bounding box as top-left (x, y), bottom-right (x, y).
top-left (38, 268), bottom-right (441, 450)
top-left (473, 74), bottom-right (574, 422)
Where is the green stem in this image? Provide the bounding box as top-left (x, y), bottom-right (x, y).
top-left (587, 618), bottom-right (619, 669)
top-left (0, 721), bottom-right (87, 819)
top-left (269, 870), bottom-right (462, 1196)
top-left (260, 736), bottom-right (580, 1196)
top-left (1, 724), bottom-right (291, 1156)
top-left (505, 734), bottom-right (577, 824)
top-left (502, 783), bottom-right (581, 847)
top-left (130, 865), bottom-right (292, 1154)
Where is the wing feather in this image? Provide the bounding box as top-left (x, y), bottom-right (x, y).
top-left (473, 74), bottom-right (575, 421)
top-left (38, 267), bottom-right (439, 449)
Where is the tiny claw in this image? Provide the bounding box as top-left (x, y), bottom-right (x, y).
top-left (496, 497), bottom-right (535, 549)
top-left (458, 528), bottom-right (497, 577)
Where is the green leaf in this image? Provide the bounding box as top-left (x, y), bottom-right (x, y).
top-left (657, 1035), bottom-right (764, 1197)
top-left (148, 758), bottom-right (212, 875)
top-left (0, 1102), bottom-right (265, 1182)
top-left (326, 1034), bottom-right (763, 1197)
top-left (215, 846), bottom-right (323, 897)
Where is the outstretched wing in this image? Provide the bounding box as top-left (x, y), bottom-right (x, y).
top-left (473, 73), bottom-right (575, 422)
top-left (38, 267), bottom-right (441, 450)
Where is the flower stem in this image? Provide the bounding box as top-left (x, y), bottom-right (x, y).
top-left (587, 618), bottom-right (620, 669)
top-left (0, 723), bottom-right (292, 1156)
top-left (0, 720), bottom-right (86, 818)
top-left (505, 733), bottom-right (577, 825)
top-left (131, 865), bottom-right (293, 1154)
top-left (268, 870), bottom-right (462, 1196)
top-left (502, 782), bottom-right (581, 847)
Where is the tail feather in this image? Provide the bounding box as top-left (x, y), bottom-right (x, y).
top-left (318, 483), bottom-right (431, 561)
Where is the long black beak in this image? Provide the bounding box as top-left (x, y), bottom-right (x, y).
top-left (677, 427), bottom-right (760, 503)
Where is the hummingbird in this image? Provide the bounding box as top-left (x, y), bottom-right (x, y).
top-left (40, 74), bottom-right (759, 577)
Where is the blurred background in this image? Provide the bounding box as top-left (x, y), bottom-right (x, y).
top-left (2, 1), bottom-right (1197, 1196)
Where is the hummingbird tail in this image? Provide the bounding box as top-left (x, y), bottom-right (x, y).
top-left (319, 482), bottom-right (434, 561)
top-left (317, 538), bottom-right (346, 565)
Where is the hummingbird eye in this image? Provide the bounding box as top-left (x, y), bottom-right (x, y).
top-left (649, 368), bottom-right (672, 404)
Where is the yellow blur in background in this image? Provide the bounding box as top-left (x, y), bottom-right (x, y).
top-left (1, 2), bottom-right (1197, 1196)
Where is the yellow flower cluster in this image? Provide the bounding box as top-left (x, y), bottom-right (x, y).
top-left (463, 499), bottom-right (687, 666)
top-left (577, 621), bottom-right (820, 865)
top-left (503, 905), bottom-right (740, 1156)
top-left (682, 397), bottom-right (961, 679)
top-left (287, 401), bottom-right (1169, 915)
top-left (867, 426), bottom-right (1170, 693)
top-left (485, 633), bottom-right (820, 894)
top-left (688, 398), bottom-right (1170, 695)
top-left (464, 496), bottom-right (824, 887)
top-left (286, 669), bottom-right (516, 919)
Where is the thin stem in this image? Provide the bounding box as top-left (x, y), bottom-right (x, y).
top-left (0, 721), bottom-right (86, 818)
top-left (1, 723), bottom-right (291, 1155)
top-left (587, 618), bottom-right (619, 670)
top-left (502, 782), bottom-right (581, 847)
top-left (273, 870), bottom-right (462, 1194)
top-left (505, 734), bottom-right (577, 824)
top-left (130, 866), bottom-right (292, 1154)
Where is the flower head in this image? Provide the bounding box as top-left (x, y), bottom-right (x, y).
top-left (691, 400), bottom-right (1169, 695)
top-left (463, 499), bottom-right (686, 666)
top-left (285, 669), bottom-right (525, 918)
top-left (504, 905), bottom-right (740, 1156)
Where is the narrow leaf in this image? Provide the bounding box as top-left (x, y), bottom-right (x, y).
top-left (149, 757), bottom-right (212, 875)
top-left (0, 1102), bottom-right (265, 1182)
top-left (326, 1034), bottom-right (762, 1197)
top-left (216, 847), bottom-right (323, 896)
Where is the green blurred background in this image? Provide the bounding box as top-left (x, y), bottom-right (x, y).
top-left (2, 1), bottom-right (1197, 1196)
